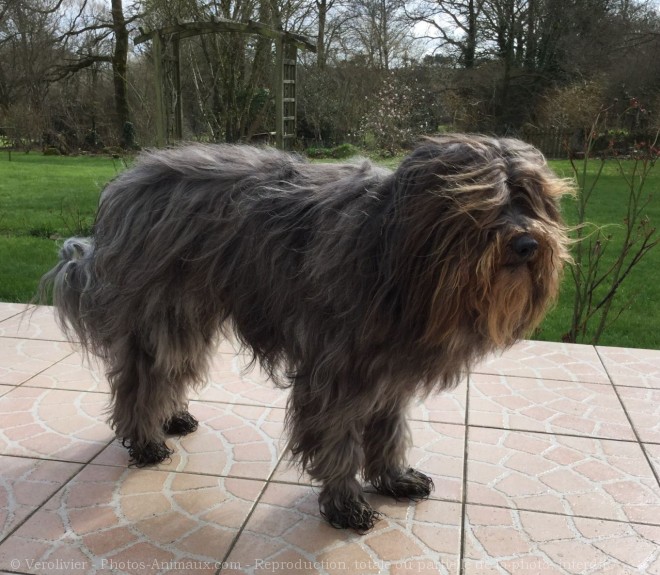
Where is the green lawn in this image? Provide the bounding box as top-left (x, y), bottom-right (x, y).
top-left (1, 152), bottom-right (658, 349)
top-left (0, 153), bottom-right (124, 302)
top-left (538, 159), bottom-right (660, 349)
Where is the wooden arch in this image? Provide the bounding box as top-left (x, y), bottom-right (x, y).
top-left (134, 20), bottom-right (316, 149)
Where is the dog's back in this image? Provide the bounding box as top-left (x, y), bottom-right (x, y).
top-left (41, 144), bottom-right (392, 380)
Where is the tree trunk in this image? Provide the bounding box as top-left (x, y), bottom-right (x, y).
top-left (464, 0), bottom-right (477, 69)
top-left (316, 0), bottom-right (327, 69)
top-left (110, 0), bottom-right (130, 146)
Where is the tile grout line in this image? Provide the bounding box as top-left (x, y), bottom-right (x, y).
top-left (10, 350), bottom-right (77, 389)
top-left (458, 373), bottom-right (471, 575)
top-left (217, 438), bottom-right (293, 574)
top-left (462, 422), bottom-right (647, 444)
top-left (595, 346), bottom-right (660, 488)
top-left (472, 367), bottom-right (660, 390)
top-left (465, 498), bottom-right (660, 528)
top-left (470, 369), bottom-right (613, 387)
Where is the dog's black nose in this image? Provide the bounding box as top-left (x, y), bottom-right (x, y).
top-left (512, 234), bottom-right (539, 262)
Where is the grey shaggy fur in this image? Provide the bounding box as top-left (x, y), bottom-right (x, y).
top-left (40, 135), bottom-right (571, 532)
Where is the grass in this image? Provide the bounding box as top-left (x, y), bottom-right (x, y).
top-left (1, 151), bottom-right (658, 349)
top-left (538, 159), bottom-right (660, 349)
top-left (0, 153), bottom-right (125, 301)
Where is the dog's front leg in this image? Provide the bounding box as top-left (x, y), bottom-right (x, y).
top-left (288, 381), bottom-right (380, 532)
top-left (363, 398), bottom-right (434, 501)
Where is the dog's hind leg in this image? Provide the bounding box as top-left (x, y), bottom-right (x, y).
top-left (363, 398), bottom-right (434, 501)
top-left (288, 380), bottom-right (380, 532)
top-left (107, 333), bottom-right (201, 466)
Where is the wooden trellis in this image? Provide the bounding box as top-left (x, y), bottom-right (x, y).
top-left (134, 20), bottom-right (316, 149)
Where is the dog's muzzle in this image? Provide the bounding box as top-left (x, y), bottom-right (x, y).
top-left (511, 234), bottom-right (539, 264)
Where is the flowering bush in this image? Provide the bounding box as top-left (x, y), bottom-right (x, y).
top-left (360, 73), bottom-right (431, 156)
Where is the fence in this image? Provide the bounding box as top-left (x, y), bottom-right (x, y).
top-left (518, 130), bottom-right (570, 159)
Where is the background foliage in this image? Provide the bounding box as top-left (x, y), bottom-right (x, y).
top-left (1, 0), bottom-right (659, 151)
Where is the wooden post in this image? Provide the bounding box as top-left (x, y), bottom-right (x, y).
top-left (276, 40), bottom-right (297, 150)
top-left (282, 42), bottom-right (297, 150)
top-left (275, 37), bottom-right (284, 150)
top-left (152, 33), bottom-right (167, 147)
top-left (172, 36), bottom-right (183, 141)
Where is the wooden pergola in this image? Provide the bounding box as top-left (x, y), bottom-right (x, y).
top-left (134, 20), bottom-right (316, 149)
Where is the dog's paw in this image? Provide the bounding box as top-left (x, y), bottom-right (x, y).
top-left (123, 439), bottom-right (173, 467)
top-left (163, 411), bottom-right (199, 436)
top-left (373, 467), bottom-right (434, 501)
top-left (319, 493), bottom-right (381, 533)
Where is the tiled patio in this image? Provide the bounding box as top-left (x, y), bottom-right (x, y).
top-left (0, 302), bottom-right (659, 574)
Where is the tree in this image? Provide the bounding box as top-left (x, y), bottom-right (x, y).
top-left (342, 0), bottom-right (414, 70)
top-left (0, 0), bottom-right (62, 143)
top-left (53, 0), bottom-right (141, 147)
top-left (406, 0), bottom-right (484, 68)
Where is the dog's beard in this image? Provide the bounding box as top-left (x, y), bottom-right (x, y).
top-left (483, 232), bottom-right (566, 347)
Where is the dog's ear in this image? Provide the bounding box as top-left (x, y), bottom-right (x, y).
top-left (373, 139), bottom-right (488, 347)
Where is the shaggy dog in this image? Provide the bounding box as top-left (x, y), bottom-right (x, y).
top-left (40, 134), bottom-right (572, 532)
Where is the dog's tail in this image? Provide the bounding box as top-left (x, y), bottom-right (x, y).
top-left (38, 237), bottom-right (96, 349)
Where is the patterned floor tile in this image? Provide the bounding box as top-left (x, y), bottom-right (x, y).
top-left (0, 306), bottom-right (69, 342)
top-left (469, 373), bottom-right (635, 440)
top-left (194, 354), bottom-right (288, 408)
top-left (407, 421), bottom-right (466, 503)
top-left (597, 346), bottom-right (660, 389)
top-left (0, 464), bottom-right (264, 575)
top-left (0, 339), bottom-right (72, 385)
top-left (616, 386), bottom-right (660, 444)
top-left (410, 379), bottom-right (467, 425)
top-left (224, 482), bottom-right (462, 575)
top-left (0, 387), bottom-right (113, 463)
top-left (93, 401), bottom-right (286, 480)
top-left (645, 444), bottom-right (660, 479)
top-left (22, 353), bottom-right (110, 394)
top-left (0, 303), bottom-right (28, 323)
top-left (466, 428), bottom-right (660, 525)
top-left (475, 340), bottom-right (610, 384)
top-left (272, 421), bottom-right (465, 504)
top-left (463, 505), bottom-right (660, 574)
top-left (0, 456), bottom-right (82, 542)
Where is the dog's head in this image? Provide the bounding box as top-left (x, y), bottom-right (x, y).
top-left (387, 134), bottom-right (573, 349)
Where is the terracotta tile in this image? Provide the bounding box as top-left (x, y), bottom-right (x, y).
top-left (0, 339), bottom-right (72, 385)
top-left (24, 352), bottom-right (110, 394)
top-left (0, 306), bottom-right (70, 342)
top-left (216, 333), bottom-right (244, 355)
top-left (475, 340), bottom-right (610, 384)
top-left (466, 428), bottom-right (660, 524)
top-left (0, 387), bottom-right (113, 462)
top-left (464, 505), bottom-right (660, 574)
top-left (410, 378), bottom-right (467, 425)
top-left (597, 345), bottom-right (660, 389)
top-left (617, 386), bottom-right (660, 444)
top-left (93, 401), bottom-right (285, 479)
top-left (469, 373), bottom-right (635, 440)
top-left (645, 444), bottom-right (660, 478)
top-left (0, 456), bottom-right (82, 542)
top-left (225, 482), bottom-right (461, 575)
top-left (0, 464), bottom-right (264, 573)
top-left (194, 353), bottom-right (288, 408)
top-left (406, 421), bottom-right (465, 503)
top-left (0, 303), bottom-right (27, 323)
